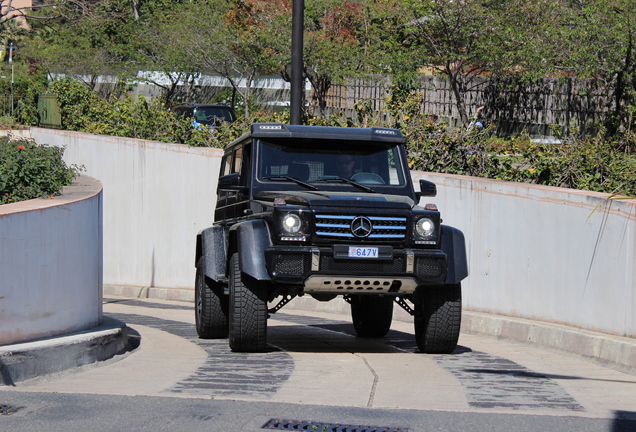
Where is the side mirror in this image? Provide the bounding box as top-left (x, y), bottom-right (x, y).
top-left (218, 173), bottom-right (241, 189)
top-left (416, 179), bottom-right (437, 199)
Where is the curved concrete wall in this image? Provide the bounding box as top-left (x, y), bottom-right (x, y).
top-left (16, 128), bottom-right (635, 339)
top-left (0, 176), bottom-right (103, 346)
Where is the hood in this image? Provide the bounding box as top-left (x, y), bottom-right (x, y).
top-left (254, 190), bottom-right (415, 209)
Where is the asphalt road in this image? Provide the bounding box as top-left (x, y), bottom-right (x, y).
top-left (1, 297), bottom-right (635, 432)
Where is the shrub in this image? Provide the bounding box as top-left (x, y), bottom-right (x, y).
top-left (0, 115), bottom-right (18, 129)
top-left (404, 114), bottom-right (636, 197)
top-left (28, 79), bottom-right (636, 198)
top-left (504, 136), bottom-right (636, 195)
top-left (0, 136), bottom-right (82, 205)
top-left (402, 115), bottom-right (501, 178)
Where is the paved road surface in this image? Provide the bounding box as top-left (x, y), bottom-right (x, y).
top-left (1, 297), bottom-right (635, 432)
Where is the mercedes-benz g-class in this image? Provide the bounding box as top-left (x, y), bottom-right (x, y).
top-left (195, 123), bottom-right (468, 353)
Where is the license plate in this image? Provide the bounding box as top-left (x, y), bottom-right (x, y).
top-left (348, 246), bottom-right (379, 258)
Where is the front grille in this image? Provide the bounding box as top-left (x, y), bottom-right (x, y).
top-left (273, 253), bottom-right (309, 276)
top-left (415, 256), bottom-right (445, 279)
top-left (320, 255), bottom-right (404, 274)
top-left (315, 214), bottom-right (407, 240)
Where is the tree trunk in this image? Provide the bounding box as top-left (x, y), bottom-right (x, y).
top-left (447, 66), bottom-right (469, 126)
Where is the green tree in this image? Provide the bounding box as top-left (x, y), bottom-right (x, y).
top-left (258, 0), bottom-right (395, 119)
top-left (548, 0), bottom-right (636, 136)
top-left (132, 2), bottom-right (204, 104)
top-left (170, 0), bottom-right (281, 119)
top-left (23, 0), bottom-right (142, 88)
top-left (396, 0), bottom-right (524, 126)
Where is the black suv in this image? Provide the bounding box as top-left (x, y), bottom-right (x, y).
top-left (172, 104), bottom-right (236, 128)
top-left (195, 124), bottom-right (468, 353)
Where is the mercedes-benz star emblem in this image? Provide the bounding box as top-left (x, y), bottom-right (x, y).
top-left (350, 216), bottom-right (373, 238)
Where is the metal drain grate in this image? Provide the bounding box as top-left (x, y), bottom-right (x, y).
top-left (0, 405), bottom-right (25, 416)
top-left (262, 418), bottom-right (409, 432)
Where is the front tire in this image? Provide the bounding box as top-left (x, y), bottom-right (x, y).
top-left (350, 295), bottom-right (393, 338)
top-left (414, 283), bottom-right (462, 354)
top-left (195, 258), bottom-right (229, 339)
top-left (228, 253), bottom-right (268, 352)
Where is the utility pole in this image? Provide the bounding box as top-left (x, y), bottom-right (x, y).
top-left (290, 0), bottom-right (304, 125)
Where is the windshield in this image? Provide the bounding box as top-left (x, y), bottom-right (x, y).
top-left (257, 140), bottom-right (407, 186)
top-left (193, 107), bottom-right (236, 125)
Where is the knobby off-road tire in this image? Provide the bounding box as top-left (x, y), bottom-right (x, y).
top-left (195, 258), bottom-right (229, 339)
top-left (228, 253), bottom-right (268, 352)
top-left (414, 283), bottom-right (462, 354)
top-left (350, 295), bottom-right (393, 338)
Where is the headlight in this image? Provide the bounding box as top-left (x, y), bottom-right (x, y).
top-left (281, 213), bottom-right (302, 234)
top-left (415, 217), bottom-right (435, 239)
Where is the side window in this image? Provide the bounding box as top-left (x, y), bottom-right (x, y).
top-left (234, 147), bottom-right (243, 174)
top-left (239, 143), bottom-right (252, 186)
top-left (222, 153), bottom-right (233, 177)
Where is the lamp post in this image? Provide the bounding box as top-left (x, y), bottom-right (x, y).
top-left (290, 0), bottom-right (304, 125)
top-left (9, 42), bottom-right (14, 116)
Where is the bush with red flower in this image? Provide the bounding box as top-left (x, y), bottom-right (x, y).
top-left (0, 136), bottom-right (83, 205)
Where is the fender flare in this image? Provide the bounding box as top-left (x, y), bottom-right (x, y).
top-left (229, 219), bottom-right (272, 281)
top-left (440, 225), bottom-right (469, 285)
top-left (196, 225), bottom-right (228, 283)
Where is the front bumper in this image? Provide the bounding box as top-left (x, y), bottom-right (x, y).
top-left (264, 245), bottom-right (446, 294)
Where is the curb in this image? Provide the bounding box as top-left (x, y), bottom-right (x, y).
top-left (0, 317), bottom-right (128, 386)
top-left (461, 311), bottom-right (636, 375)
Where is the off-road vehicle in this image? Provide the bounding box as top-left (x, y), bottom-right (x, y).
top-left (195, 123), bottom-right (468, 353)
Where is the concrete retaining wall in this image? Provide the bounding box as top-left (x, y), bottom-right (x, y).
top-left (26, 128), bottom-right (223, 293)
top-left (412, 172), bottom-right (636, 339)
top-left (17, 128), bottom-right (636, 340)
top-left (0, 175), bottom-right (103, 346)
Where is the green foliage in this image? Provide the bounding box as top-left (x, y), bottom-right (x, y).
top-left (0, 115), bottom-right (18, 129)
top-left (385, 81), bottom-right (423, 128)
top-left (404, 115), bottom-right (500, 178)
top-left (46, 78), bottom-right (227, 147)
top-left (49, 78), bottom-right (107, 131)
top-left (0, 63), bottom-right (48, 125)
top-left (405, 115), bottom-right (636, 197)
top-left (499, 136), bottom-right (636, 195)
top-left (8, 77), bottom-right (632, 198)
top-left (0, 136), bottom-right (82, 205)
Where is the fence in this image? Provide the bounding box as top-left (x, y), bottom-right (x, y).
top-left (324, 75), bottom-right (612, 136)
top-left (3, 72), bottom-right (615, 138)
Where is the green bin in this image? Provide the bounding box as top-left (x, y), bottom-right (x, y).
top-left (37, 93), bottom-right (62, 128)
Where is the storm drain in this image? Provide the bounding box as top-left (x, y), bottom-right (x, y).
top-left (262, 418), bottom-right (409, 431)
top-left (0, 404), bottom-right (24, 416)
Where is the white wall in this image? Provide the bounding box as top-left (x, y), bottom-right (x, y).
top-left (20, 128), bottom-right (636, 339)
top-left (413, 172), bottom-right (636, 339)
top-left (0, 176), bottom-right (103, 345)
top-left (28, 128), bottom-right (223, 290)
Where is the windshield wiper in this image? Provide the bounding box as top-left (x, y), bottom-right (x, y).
top-left (261, 176), bottom-right (320, 191)
top-left (315, 176), bottom-right (376, 193)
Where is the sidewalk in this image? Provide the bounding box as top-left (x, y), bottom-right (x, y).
top-left (1, 289), bottom-right (635, 386)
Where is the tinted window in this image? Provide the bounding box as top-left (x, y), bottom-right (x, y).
top-left (194, 107), bottom-right (236, 125)
top-left (258, 140), bottom-right (406, 186)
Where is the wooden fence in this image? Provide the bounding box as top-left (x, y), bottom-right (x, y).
top-left (324, 75), bottom-right (613, 136)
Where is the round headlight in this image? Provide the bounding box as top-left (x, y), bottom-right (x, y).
top-left (282, 213), bottom-right (302, 234)
top-left (415, 217), bottom-right (435, 238)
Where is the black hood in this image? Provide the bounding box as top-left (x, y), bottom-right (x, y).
top-left (254, 190), bottom-right (415, 209)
